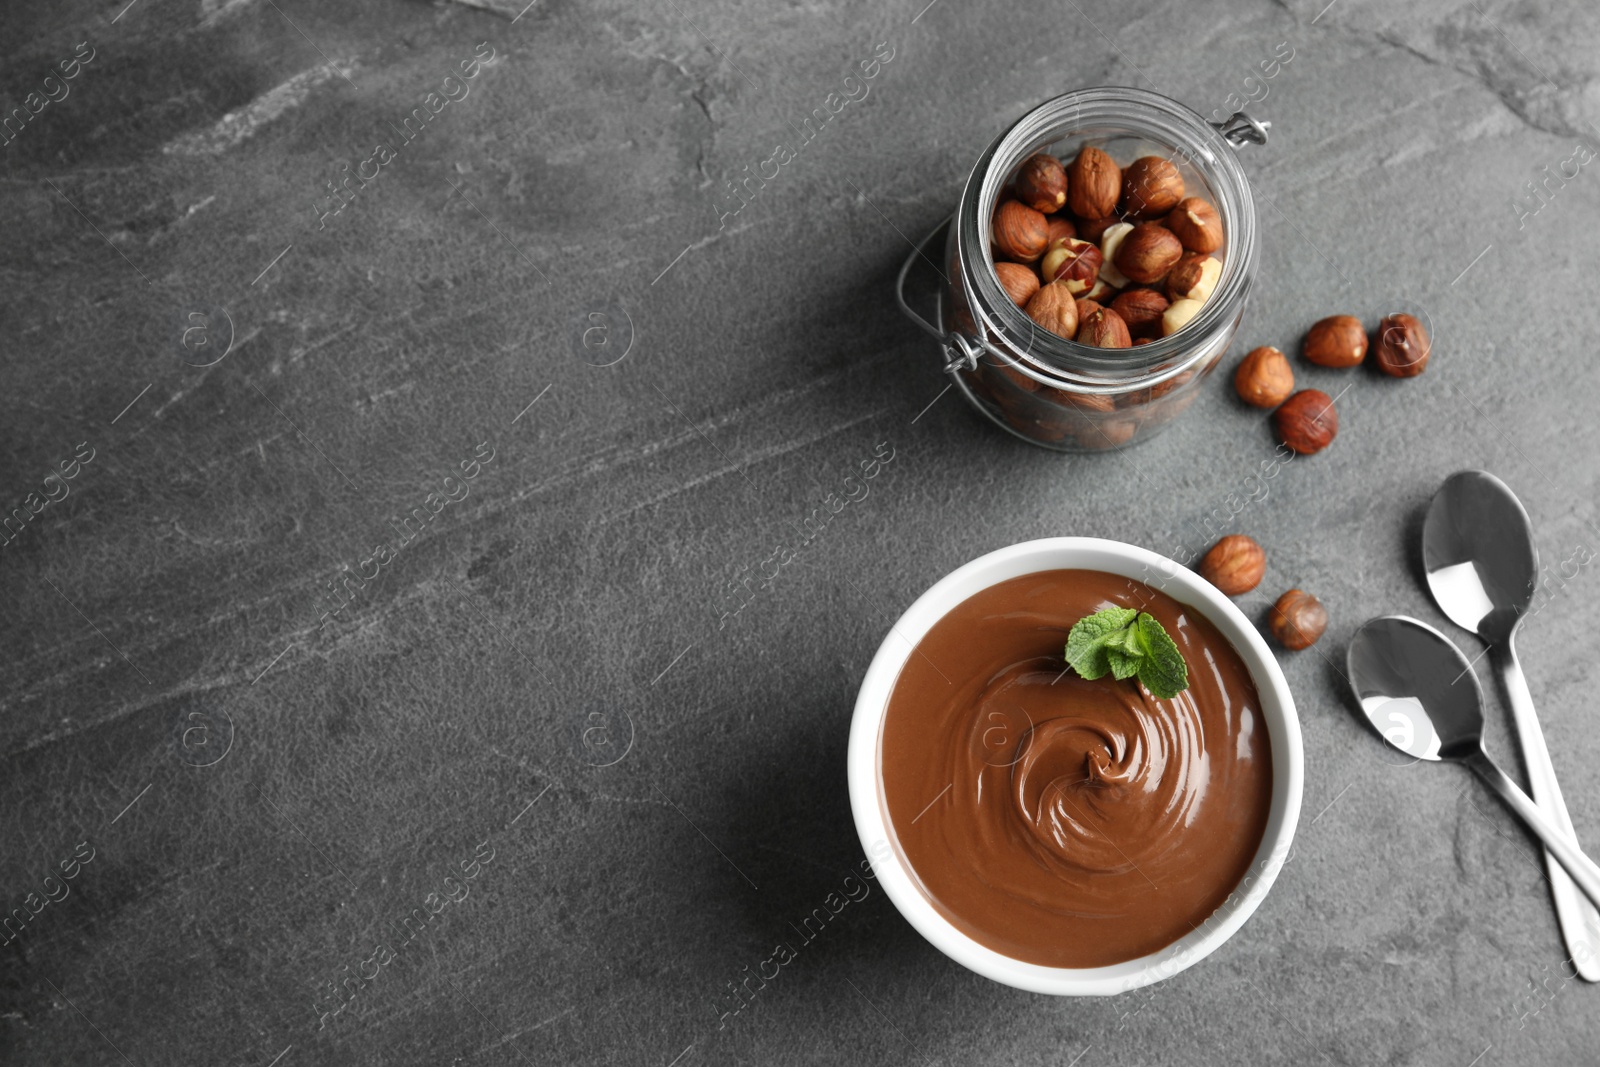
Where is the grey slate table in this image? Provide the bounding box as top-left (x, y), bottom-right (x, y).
top-left (4, 0), bottom-right (1599, 1063)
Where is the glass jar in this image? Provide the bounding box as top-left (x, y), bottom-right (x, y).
top-left (896, 88), bottom-right (1267, 452)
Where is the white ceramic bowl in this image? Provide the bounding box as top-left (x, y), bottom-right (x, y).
top-left (847, 537), bottom-right (1303, 996)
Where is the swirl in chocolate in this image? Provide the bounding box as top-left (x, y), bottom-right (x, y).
top-left (881, 569), bottom-right (1272, 968)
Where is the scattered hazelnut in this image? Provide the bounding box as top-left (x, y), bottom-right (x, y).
top-left (1114, 223), bottom-right (1184, 285)
top-left (1120, 156), bottom-right (1185, 218)
top-left (1233, 346), bottom-right (1295, 408)
top-left (994, 261), bottom-right (1041, 307)
top-left (1014, 153), bottom-right (1068, 214)
top-left (1067, 146), bottom-right (1121, 220)
top-left (1098, 222), bottom-right (1135, 288)
top-left (1303, 315), bottom-right (1367, 368)
top-left (1040, 237), bottom-right (1103, 296)
top-left (1161, 298), bottom-right (1205, 337)
top-left (1074, 297), bottom-right (1104, 324)
top-left (1165, 253), bottom-right (1222, 303)
top-left (1111, 288), bottom-right (1169, 337)
top-left (1199, 534), bottom-right (1267, 596)
top-left (1375, 313), bottom-right (1431, 377)
top-left (1273, 389), bottom-right (1339, 454)
top-left (1165, 197), bottom-right (1224, 253)
top-left (1045, 216), bottom-right (1078, 247)
top-left (1025, 282), bottom-right (1079, 338)
top-left (1076, 307), bottom-right (1132, 348)
top-left (993, 201), bottom-right (1049, 262)
top-left (1269, 589), bottom-right (1328, 650)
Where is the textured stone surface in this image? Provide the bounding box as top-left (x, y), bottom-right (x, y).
top-left (3, 0), bottom-right (1599, 1064)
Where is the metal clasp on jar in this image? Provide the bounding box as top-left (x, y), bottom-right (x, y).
top-left (1212, 111), bottom-right (1269, 148)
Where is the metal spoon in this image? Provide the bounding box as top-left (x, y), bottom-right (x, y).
top-left (1346, 616), bottom-right (1600, 915)
top-left (1424, 470), bottom-right (1600, 978)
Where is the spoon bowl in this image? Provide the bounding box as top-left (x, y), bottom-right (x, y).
top-left (1347, 616), bottom-right (1479, 762)
top-left (1422, 470), bottom-right (1537, 645)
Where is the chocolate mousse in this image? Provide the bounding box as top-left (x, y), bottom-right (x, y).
top-left (880, 569), bottom-right (1272, 968)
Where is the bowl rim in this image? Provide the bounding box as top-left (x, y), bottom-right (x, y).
top-left (847, 536), bottom-right (1303, 996)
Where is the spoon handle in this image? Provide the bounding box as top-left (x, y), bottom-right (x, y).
top-left (1498, 640), bottom-right (1600, 980)
top-left (1467, 750), bottom-right (1600, 924)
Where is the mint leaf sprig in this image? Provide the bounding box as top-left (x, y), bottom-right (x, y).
top-left (1064, 607), bottom-right (1190, 700)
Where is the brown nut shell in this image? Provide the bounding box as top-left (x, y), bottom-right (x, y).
top-left (1273, 389), bottom-right (1339, 454)
top-left (1199, 535), bottom-right (1267, 596)
top-left (1303, 315), bottom-right (1368, 368)
top-left (1270, 589), bottom-right (1328, 650)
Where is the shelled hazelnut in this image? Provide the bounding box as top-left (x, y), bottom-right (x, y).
top-left (1120, 156), bottom-right (1185, 218)
top-left (1111, 288), bottom-right (1169, 338)
top-left (1270, 589), bottom-right (1328, 650)
top-left (1303, 315), bottom-right (1367, 368)
top-left (1199, 535), bottom-right (1266, 596)
top-left (1233, 346), bottom-right (1295, 408)
top-left (1161, 298), bottom-right (1205, 337)
top-left (993, 201), bottom-right (1049, 262)
top-left (1067, 146), bottom-right (1121, 220)
top-left (1114, 224), bottom-right (1184, 285)
top-left (1165, 254), bottom-right (1221, 303)
top-left (986, 146), bottom-right (1227, 346)
top-left (1077, 307), bottom-right (1132, 349)
top-left (1025, 282), bottom-right (1079, 337)
top-left (1274, 389), bottom-right (1339, 454)
top-left (1041, 238), bottom-right (1103, 296)
top-left (1098, 222), bottom-right (1135, 288)
top-left (1165, 197), bottom-right (1224, 253)
top-left (1014, 153), bottom-right (1068, 213)
top-left (1375, 314), bottom-right (1431, 377)
top-left (994, 261), bottom-right (1041, 307)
